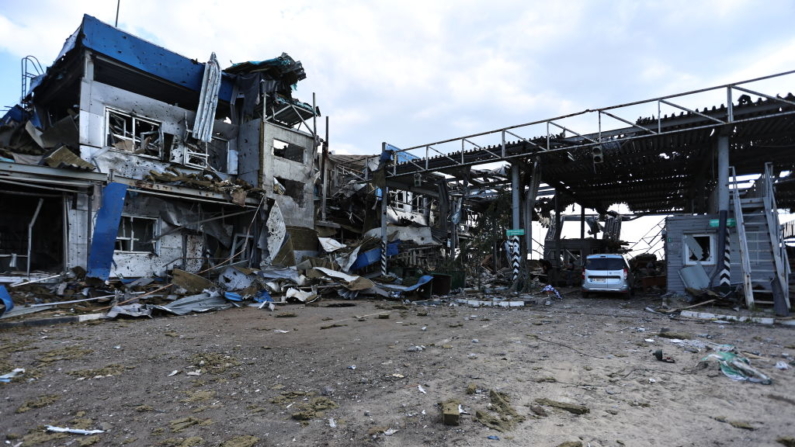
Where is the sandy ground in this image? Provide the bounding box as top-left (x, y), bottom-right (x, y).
top-left (1, 291), bottom-right (794, 447)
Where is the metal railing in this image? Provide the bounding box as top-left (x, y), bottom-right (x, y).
top-left (762, 163), bottom-right (790, 309)
top-left (385, 69), bottom-right (795, 178)
top-left (731, 166), bottom-right (754, 309)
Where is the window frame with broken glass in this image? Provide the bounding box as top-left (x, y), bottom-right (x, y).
top-left (115, 215), bottom-right (160, 254)
top-left (683, 233), bottom-right (716, 266)
top-left (105, 107), bottom-right (163, 159)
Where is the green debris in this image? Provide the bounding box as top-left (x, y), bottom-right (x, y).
top-left (291, 397), bottom-right (339, 421)
top-left (535, 398), bottom-right (590, 415)
top-left (21, 429), bottom-right (68, 446)
top-left (247, 405), bottom-right (267, 414)
top-left (417, 310), bottom-right (428, 316)
top-left (291, 410), bottom-right (316, 421)
top-left (729, 420), bottom-right (756, 430)
top-left (169, 417), bottom-right (212, 433)
top-left (79, 436), bottom-right (101, 446)
top-left (221, 436), bottom-right (260, 447)
top-left (66, 364), bottom-right (131, 378)
top-left (441, 399), bottom-right (461, 426)
top-left (0, 340), bottom-right (36, 355)
top-left (270, 390), bottom-right (314, 405)
top-left (528, 405), bottom-right (548, 417)
top-left (475, 390), bottom-right (526, 432)
top-left (466, 383), bottom-right (479, 394)
top-left (182, 390), bottom-right (216, 403)
top-left (320, 323), bottom-right (348, 330)
top-left (535, 376), bottom-right (557, 383)
top-left (556, 442), bottom-right (583, 447)
top-left (275, 312), bottom-right (297, 318)
top-left (699, 352), bottom-right (772, 385)
top-left (16, 394), bottom-right (61, 413)
top-left (189, 352), bottom-right (240, 374)
top-left (36, 345), bottom-right (93, 364)
top-left (377, 313), bottom-right (390, 319)
top-left (68, 418), bottom-right (95, 429)
top-left (135, 405), bottom-right (155, 412)
top-left (165, 331), bottom-right (180, 337)
top-left (367, 426), bottom-right (391, 435)
top-left (777, 436), bottom-right (795, 447)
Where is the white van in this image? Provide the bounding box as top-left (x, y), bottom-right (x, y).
top-left (581, 254), bottom-right (633, 297)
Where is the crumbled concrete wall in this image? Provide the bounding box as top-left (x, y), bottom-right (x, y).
top-left (77, 79), bottom-right (239, 177)
top-left (107, 195), bottom-right (204, 278)
top-left (237, 118), bottom-right (262, 187)
top-left (261, 122), bottom-right (315, 228)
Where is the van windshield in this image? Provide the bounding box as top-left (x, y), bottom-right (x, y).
top-left (586, 258), bottom-right (625, 270)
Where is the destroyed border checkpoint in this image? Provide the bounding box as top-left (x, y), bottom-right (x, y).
top-left (0, 13), bottom-right (794, 447)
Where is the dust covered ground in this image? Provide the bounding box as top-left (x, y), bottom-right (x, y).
top-left (1, 292), bottom-right (794, 447)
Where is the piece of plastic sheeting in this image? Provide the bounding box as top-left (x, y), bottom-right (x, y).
top-left (350, 242), bottom-right (400, 271)
top-left (219, 266), bottom-right (255, 291)
top-left (313, 267), bottom-right (374, 291)
top-left (378, 275), bottom-right (434, 293)
top-left (151, 293), bottom-right (232, 316)
top-left (0, 286), bottom-right (13, 317)
top-left (319, 237), bottom-right (346, 253)
top-left (86, 182), bottom-right (128, 280)
top-left (335, 245), bottom-right (362, 273)
top-left (254, 290), bottom-right (272, 303)
top-left (699, 351), bottom-right (772, 385)
top-left (258, 267), bottom-right (305, 285)
top-left (106, 303), bottom-right (152, 319)
top-left (285, 287), bottom-right (317, 302)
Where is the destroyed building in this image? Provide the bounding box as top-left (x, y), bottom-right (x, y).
top-left (372, 74), bottom-right (795, 315)
top-left (0, 15), bottom-right (320, 283)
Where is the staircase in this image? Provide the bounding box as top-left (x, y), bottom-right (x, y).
top-left (732, 163), bottom-right (791, 315)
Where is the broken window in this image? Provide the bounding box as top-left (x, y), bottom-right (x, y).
top-left (116, 216), bottom-right (158, 253)
top-left (273, 139), bottom-right (305, 163)
top-left (389, 190), bottom-right (415, 213)
top-left (683, 233), bottom-right (715, 265)
top-left (105, 108), bottom-right (163, 158)
top-left (183, 136), bottom-right (229, 170)
top-left (275, 176), bottom-right (305, 207)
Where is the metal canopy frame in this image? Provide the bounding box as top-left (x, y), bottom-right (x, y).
top-left (384, 70), bottom-right (795, 178)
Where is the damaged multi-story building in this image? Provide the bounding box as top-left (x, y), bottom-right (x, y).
top-left (0, 14), bottom-right (320, 283)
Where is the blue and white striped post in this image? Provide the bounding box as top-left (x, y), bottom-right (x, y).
top-left (718, 210), bottom-right (731, 290)
top-left (511, 235), bottom-right (521, 283)
top-left (380, 185), bottom-right (389, 277)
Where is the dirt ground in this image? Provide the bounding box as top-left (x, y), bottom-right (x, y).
top-left (1, 291), bottom-right (794, 447)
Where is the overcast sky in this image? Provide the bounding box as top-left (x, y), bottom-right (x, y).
top-left (2, 0), bottom-right (795, 157)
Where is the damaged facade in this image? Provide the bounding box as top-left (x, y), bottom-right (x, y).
top-left (0, 15), bottom-right (320, 283)
top-left (2, 14), bottom-right (793, 321)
